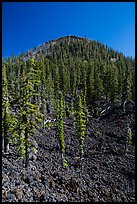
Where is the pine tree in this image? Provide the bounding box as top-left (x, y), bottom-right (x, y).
top-left (131, 68), bottom-right (135, 101)
top-left (86, 62), bottom-right (94, 112)
top-left (109, 63), bottom-right (118, 102)
top-left (117, 63), bottom-right (123, 101)
top-left (122, 64), bottom-right (132, 112)
top-left (70, 62), bottom-right (76, 96)
top-left (92, 64), bottom-right (104, 117)
top-left (59, 61), bottom-right (69, 95)
top-left (74, 94), bottom-right (87, 157)
top-left (53, 64), bottom-right (60, 98)
top-left (38, 57), bottom-right (46, 128)
top-left (55, 94), bottom-right (68, 167)
top-left (80, 61), bottom-right (87, 102)
top-left (2, 62), bottom-right (10, 153)
top-left (18, 59), bottom-right (42, 167)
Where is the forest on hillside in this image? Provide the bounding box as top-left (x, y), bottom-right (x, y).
top-left (2, 36), bottom-right (135, 202)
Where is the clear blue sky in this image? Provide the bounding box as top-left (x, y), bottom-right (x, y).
top-left (2, 2), bottom-right (135, 58)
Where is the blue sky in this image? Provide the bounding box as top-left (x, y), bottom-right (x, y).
top-left (2, 2), bottom-right (135, 58)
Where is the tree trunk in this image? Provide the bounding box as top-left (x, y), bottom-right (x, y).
top-left (2, 135), bottom-right (4, 152)
top-left (123, 99), bottom-right (127, 113)
top-left (4, 137), bottom-right (9, 153)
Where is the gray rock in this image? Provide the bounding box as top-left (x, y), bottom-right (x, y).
top-left (7, 192), bottom-right (17, 201)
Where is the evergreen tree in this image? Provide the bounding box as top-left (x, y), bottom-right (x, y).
top-left (122, 64), bottom-right (132, 106)
top-left (86, 62), bottom-right (94, 112)
top-left (70, 62), bottom-right (77, 96)
top-left (2, 62), bottom-right (10, 153)
top-left (74, 94), bottom-right (87, 157)
top-left (55, 94), bottom-right (68, 167)
top-left (109, 63), bottom-right (118, 102)
top-left (18, 59), bottom-right (42, 167)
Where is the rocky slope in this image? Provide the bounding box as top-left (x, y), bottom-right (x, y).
top-left (18, 36), bottom-right (87, 61)
top-left (2, 106), bottom-right (135, 202)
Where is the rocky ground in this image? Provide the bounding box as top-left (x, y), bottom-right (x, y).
top-left (2, 107), bottom-right (135, 202)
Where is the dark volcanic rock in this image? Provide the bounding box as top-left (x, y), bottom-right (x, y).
top-left (2, 109), bottom-right (135, 202)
